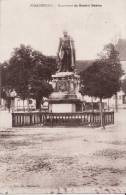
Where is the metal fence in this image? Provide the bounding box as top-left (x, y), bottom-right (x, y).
top-left (12, 111), bottom-right (114, 127)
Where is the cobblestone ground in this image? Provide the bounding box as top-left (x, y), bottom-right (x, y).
top-left (0, 109), bottom-right (126, 193)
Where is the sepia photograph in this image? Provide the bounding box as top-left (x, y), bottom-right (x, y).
top-left (0, 0), bottom-right (126, 194)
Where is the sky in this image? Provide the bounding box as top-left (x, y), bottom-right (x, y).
top-left (0, 0), bottom-right (126, 62)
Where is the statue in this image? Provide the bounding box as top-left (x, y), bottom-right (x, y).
top-left (57, 31), bottom-right (76, 72)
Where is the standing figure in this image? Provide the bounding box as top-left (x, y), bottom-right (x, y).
top-left (57, 31), bottom-right (76, 72)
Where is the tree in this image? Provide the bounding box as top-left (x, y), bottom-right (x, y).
top-left (3, 44), bottom-right (56, 109)
top-left (29, 62), bottom-right (53, 109)
top-left (0, 62), bottom-right (11, 109)
top-left (80, 43), bottom-right (122, 128)
top-left (103, 43), bottom-right (124, 111)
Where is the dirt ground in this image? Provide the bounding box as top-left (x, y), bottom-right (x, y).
top-left (0, 109), bottom-right (126, 193)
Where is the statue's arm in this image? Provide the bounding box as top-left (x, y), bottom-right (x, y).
top-left (70, 38), bottom-right (76, 67)
top-left (71, 38), bottom-right (76, 57)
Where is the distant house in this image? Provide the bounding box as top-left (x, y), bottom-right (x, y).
top-left (116, 38), bottom-right (126, 73)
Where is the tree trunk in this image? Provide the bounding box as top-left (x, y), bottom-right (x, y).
top-left (115, 93), bottom-right (118, 112)
top-left (108, 98), bottom-right (110, 111)
top-left (36, 99), bottom-right (41, 110)
top-left (27, 98), bottom-right (30, 112)
top-left (23, 99), bottom-right (25, 112)
top-left (91, 97), bottom-right (94, 112)
top-left (99, 98), bottom-right (105, 129)
top-left (7, 97), bottom-right (11, 112)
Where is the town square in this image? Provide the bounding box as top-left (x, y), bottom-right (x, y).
top-left (0, 0), bottom-right (126, 193)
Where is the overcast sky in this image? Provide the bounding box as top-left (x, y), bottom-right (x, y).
top-left (0, 0), bottom-right (126, 62)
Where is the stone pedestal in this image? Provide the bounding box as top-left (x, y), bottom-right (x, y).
top-left (48, 72), bottom-right (82, 113)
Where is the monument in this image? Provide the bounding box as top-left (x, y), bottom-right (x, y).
top-left (48, 31), bottom-right (82, 113)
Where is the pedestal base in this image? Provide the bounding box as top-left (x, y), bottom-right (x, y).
top-left (49, 98), bottom-right (82, 113)
top-left (49, 103), bottom-right (76, 113)
top-left (48, 71), bottom-right (82, 113)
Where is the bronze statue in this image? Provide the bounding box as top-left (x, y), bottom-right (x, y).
top-left (57, 31), bottom-right (76, 72)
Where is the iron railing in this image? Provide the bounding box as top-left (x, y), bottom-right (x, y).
top-left (12, 111), bottom-right (114, 127)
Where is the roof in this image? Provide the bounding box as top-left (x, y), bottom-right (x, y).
top-left (121, 61), bottom-right (126, 73)
top-left (116, 39), bottom-right (126, 61)
top-left (47, 56), bottom-right (94, 73)
top-left (76, 60), bottom-right (93, 73)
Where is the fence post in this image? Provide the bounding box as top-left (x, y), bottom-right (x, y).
top-left (39, 112), bottom-right (42, 125)
top-left (12, 113), bottom-right (15, 127)
top-left (112, 111), bottom-right (114, 124)
top-left (30, 113), bottom-right (32, 126)
top-left (51, 113), bottom-right (53, 127)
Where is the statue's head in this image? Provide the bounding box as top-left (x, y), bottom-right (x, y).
top-left (63, 30), bottom-right (68, 37)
